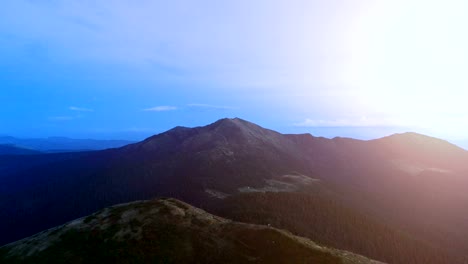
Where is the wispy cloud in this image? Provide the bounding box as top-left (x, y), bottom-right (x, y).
top-left (0, 0), bottom-right (347, 88)
top-left (69, 106), bottom-right (93, 112)
top-left (187, 103), bottom-right (236, 110)
top-left (143, 106), bottom-right (178, 112)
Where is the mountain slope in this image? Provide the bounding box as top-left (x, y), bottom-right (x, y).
top-left (0, 198), bottom-right (382, 264)
top-left (119, 117), bottom-right (311, 193)
top-left (1, 118), bottom-right (468, 262)
top-left (210, 192), bottom-right (456, 264)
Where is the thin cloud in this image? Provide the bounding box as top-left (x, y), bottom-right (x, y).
top-left (187, 103), bottom-right (236, 110)
top-left (69, 106), bottom-right (94, 112)
top-left (143, 106), bottom-right (178, 112)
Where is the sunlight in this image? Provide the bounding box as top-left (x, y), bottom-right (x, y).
top-left (344, 0), bottom-right (468, 137)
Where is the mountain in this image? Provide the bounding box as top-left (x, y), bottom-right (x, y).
top-left (1, 118), bottom-right (468, 263)
top-left (0, 136), bottom-right (135, 153)
top-left (0, 144), bottom-right (41, 155)
top-left (210, 192), bottom-right (455, 264)
top-left (0, 198), bottom-right (382, 264)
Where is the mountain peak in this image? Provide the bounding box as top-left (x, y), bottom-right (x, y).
top-left (372, 131), bottom-right (468, 168)
top-left (209, 117), bottom-right (252, 127)
top-left (133, 117), bottom-right (267, 154)
top-left (377, 132), bottom-right (463, 151)
top-left (386, 132), bottom-right (436, 139)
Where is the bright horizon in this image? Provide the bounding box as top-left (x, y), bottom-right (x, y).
top-left (2, 1), bottom-right (467, 145)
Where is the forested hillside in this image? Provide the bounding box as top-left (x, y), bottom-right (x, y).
top-left (211, 192), bottom-right (458, 264)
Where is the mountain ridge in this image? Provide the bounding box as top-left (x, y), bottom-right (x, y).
top-left (0, 136), bottom-right (135, 153)
top-left (0, 198), bottom-right (383, 264)
top-left (0, 144), bottom-right (42, 155)
top-left (1, 118), bottom-right (468, 263)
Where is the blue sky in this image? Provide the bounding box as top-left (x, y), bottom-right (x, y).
top-left (1, 0), bottom-right (468, 144)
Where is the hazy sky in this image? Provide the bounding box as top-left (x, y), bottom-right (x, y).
top-left (1, 0), bottom-right (467, 142)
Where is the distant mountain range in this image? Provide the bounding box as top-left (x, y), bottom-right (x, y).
top-left (0, 198), bottom-right (382, 264)
top-left (1, 118), bottom-right (467, 263)
top-left (0, 136), bottom-right (135, 153)
top-left (0, 144), bottom-right (42, 155)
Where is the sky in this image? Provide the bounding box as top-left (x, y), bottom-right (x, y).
top-left (1, 0), bottom-right (468, 145)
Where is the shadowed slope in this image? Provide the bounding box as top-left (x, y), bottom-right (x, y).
top-left (0, 198), bottom-right (382, 264)
top-left (1, 118), bottom-right (468, 262)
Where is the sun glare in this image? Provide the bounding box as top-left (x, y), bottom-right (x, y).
top-left (344, 0), bottom-right (468, 137)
